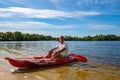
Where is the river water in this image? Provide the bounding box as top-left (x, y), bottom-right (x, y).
top-left (0, 41), bottom-right (120, 80)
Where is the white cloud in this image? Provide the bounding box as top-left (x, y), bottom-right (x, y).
top-left (89, 24), bottom-right (116, 30)
top-left (0, 21), bottom-right (118, 37)
top-left (0, 7), bottom-right (101, 19)
top-left (0, 21), bottom-right (75, 30)
top-left (0, 12), bottom-right (12, 17)
top-left (0, 21), bottom-right (77, 37)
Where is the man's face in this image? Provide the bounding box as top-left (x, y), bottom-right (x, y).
top-left (59, 36), bottom-right (64, 44)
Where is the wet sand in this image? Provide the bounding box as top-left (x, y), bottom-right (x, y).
top-left (0, 49), bottom-right (120, 80)
top-left (0, 60), bottom-right (120, 80)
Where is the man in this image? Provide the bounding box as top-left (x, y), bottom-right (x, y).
top-left (45, 36), bottom-right (68, 58)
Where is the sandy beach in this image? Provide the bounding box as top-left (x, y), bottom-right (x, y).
top-left (0, 59), bottom-right (120, 80)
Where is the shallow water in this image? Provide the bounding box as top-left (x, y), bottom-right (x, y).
top-left (0, 41), bottom-right (120, 80)
top-left (0, 41), bottom-right (120, 66)
top-left (0, 61), bottom-right (120, 80)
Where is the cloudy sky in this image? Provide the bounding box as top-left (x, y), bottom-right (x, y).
top-left (0, 0), bottom-right (120, 37)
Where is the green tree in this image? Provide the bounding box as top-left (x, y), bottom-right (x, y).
top-left (23, 33), bottom-right (31, 41)
top-left (0, 32), bottom-right (4, 41)
top-left (30, 34), bottom-right (40, 40)
top-left (83, 35), bottom-right (92, 41)
top-left (39, 35), bottom-right (46, 40)
top-left (0, 31), bottom-right (120, 41)
top-left (64, 36), bottom-right (73, 40)
top-left (45, 35), bottom-right (52, 40)
top-left (73, 36), bottom-right (79, 41)
top-left (5, 32), bottom-right (14, 41)
top-left (13, 31), bottom-right (23, 41)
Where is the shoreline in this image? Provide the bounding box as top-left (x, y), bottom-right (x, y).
top-left (0, 60), bottom-right (120, 80)
top-left (0, 49), bottom-right (120, 80)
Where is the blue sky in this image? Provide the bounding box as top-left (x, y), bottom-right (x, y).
top-left (0, 0), bottom-right (120, 37)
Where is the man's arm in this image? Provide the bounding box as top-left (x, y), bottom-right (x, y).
top-left (57, 48), bottom-right (66, 54)
top-left (49, 47), bottom-right (57, 53)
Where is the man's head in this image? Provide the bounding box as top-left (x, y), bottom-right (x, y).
top-left (59, 36), bottom-right (64, 44)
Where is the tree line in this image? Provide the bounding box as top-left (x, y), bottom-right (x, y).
top-left (0, 31), bottom-right (120, 41)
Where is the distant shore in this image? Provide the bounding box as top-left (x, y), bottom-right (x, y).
top-left (0, 31), bottom-right (120, 41)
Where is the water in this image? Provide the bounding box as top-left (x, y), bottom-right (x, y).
top-left (0, 41), bottom-right (120, 66)
top-left (0, 41), bottom-right (120, 80)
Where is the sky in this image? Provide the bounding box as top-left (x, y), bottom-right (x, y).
top-left (0, 0), bottom-right (120, 37)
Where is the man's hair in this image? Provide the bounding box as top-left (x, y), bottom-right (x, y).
top-left (59, 35), bottom-right (64, 39)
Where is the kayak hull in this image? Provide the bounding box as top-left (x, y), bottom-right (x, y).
top-left (5, 53), bottom-right (87, 67)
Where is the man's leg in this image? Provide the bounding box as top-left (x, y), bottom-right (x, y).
top-left (45, 50), bottom-right (53, 58)
top-left (51, 53), bottom-right (63, 58)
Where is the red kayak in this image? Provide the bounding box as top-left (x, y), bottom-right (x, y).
top-left (5, 53), bottom-right (87, 68)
